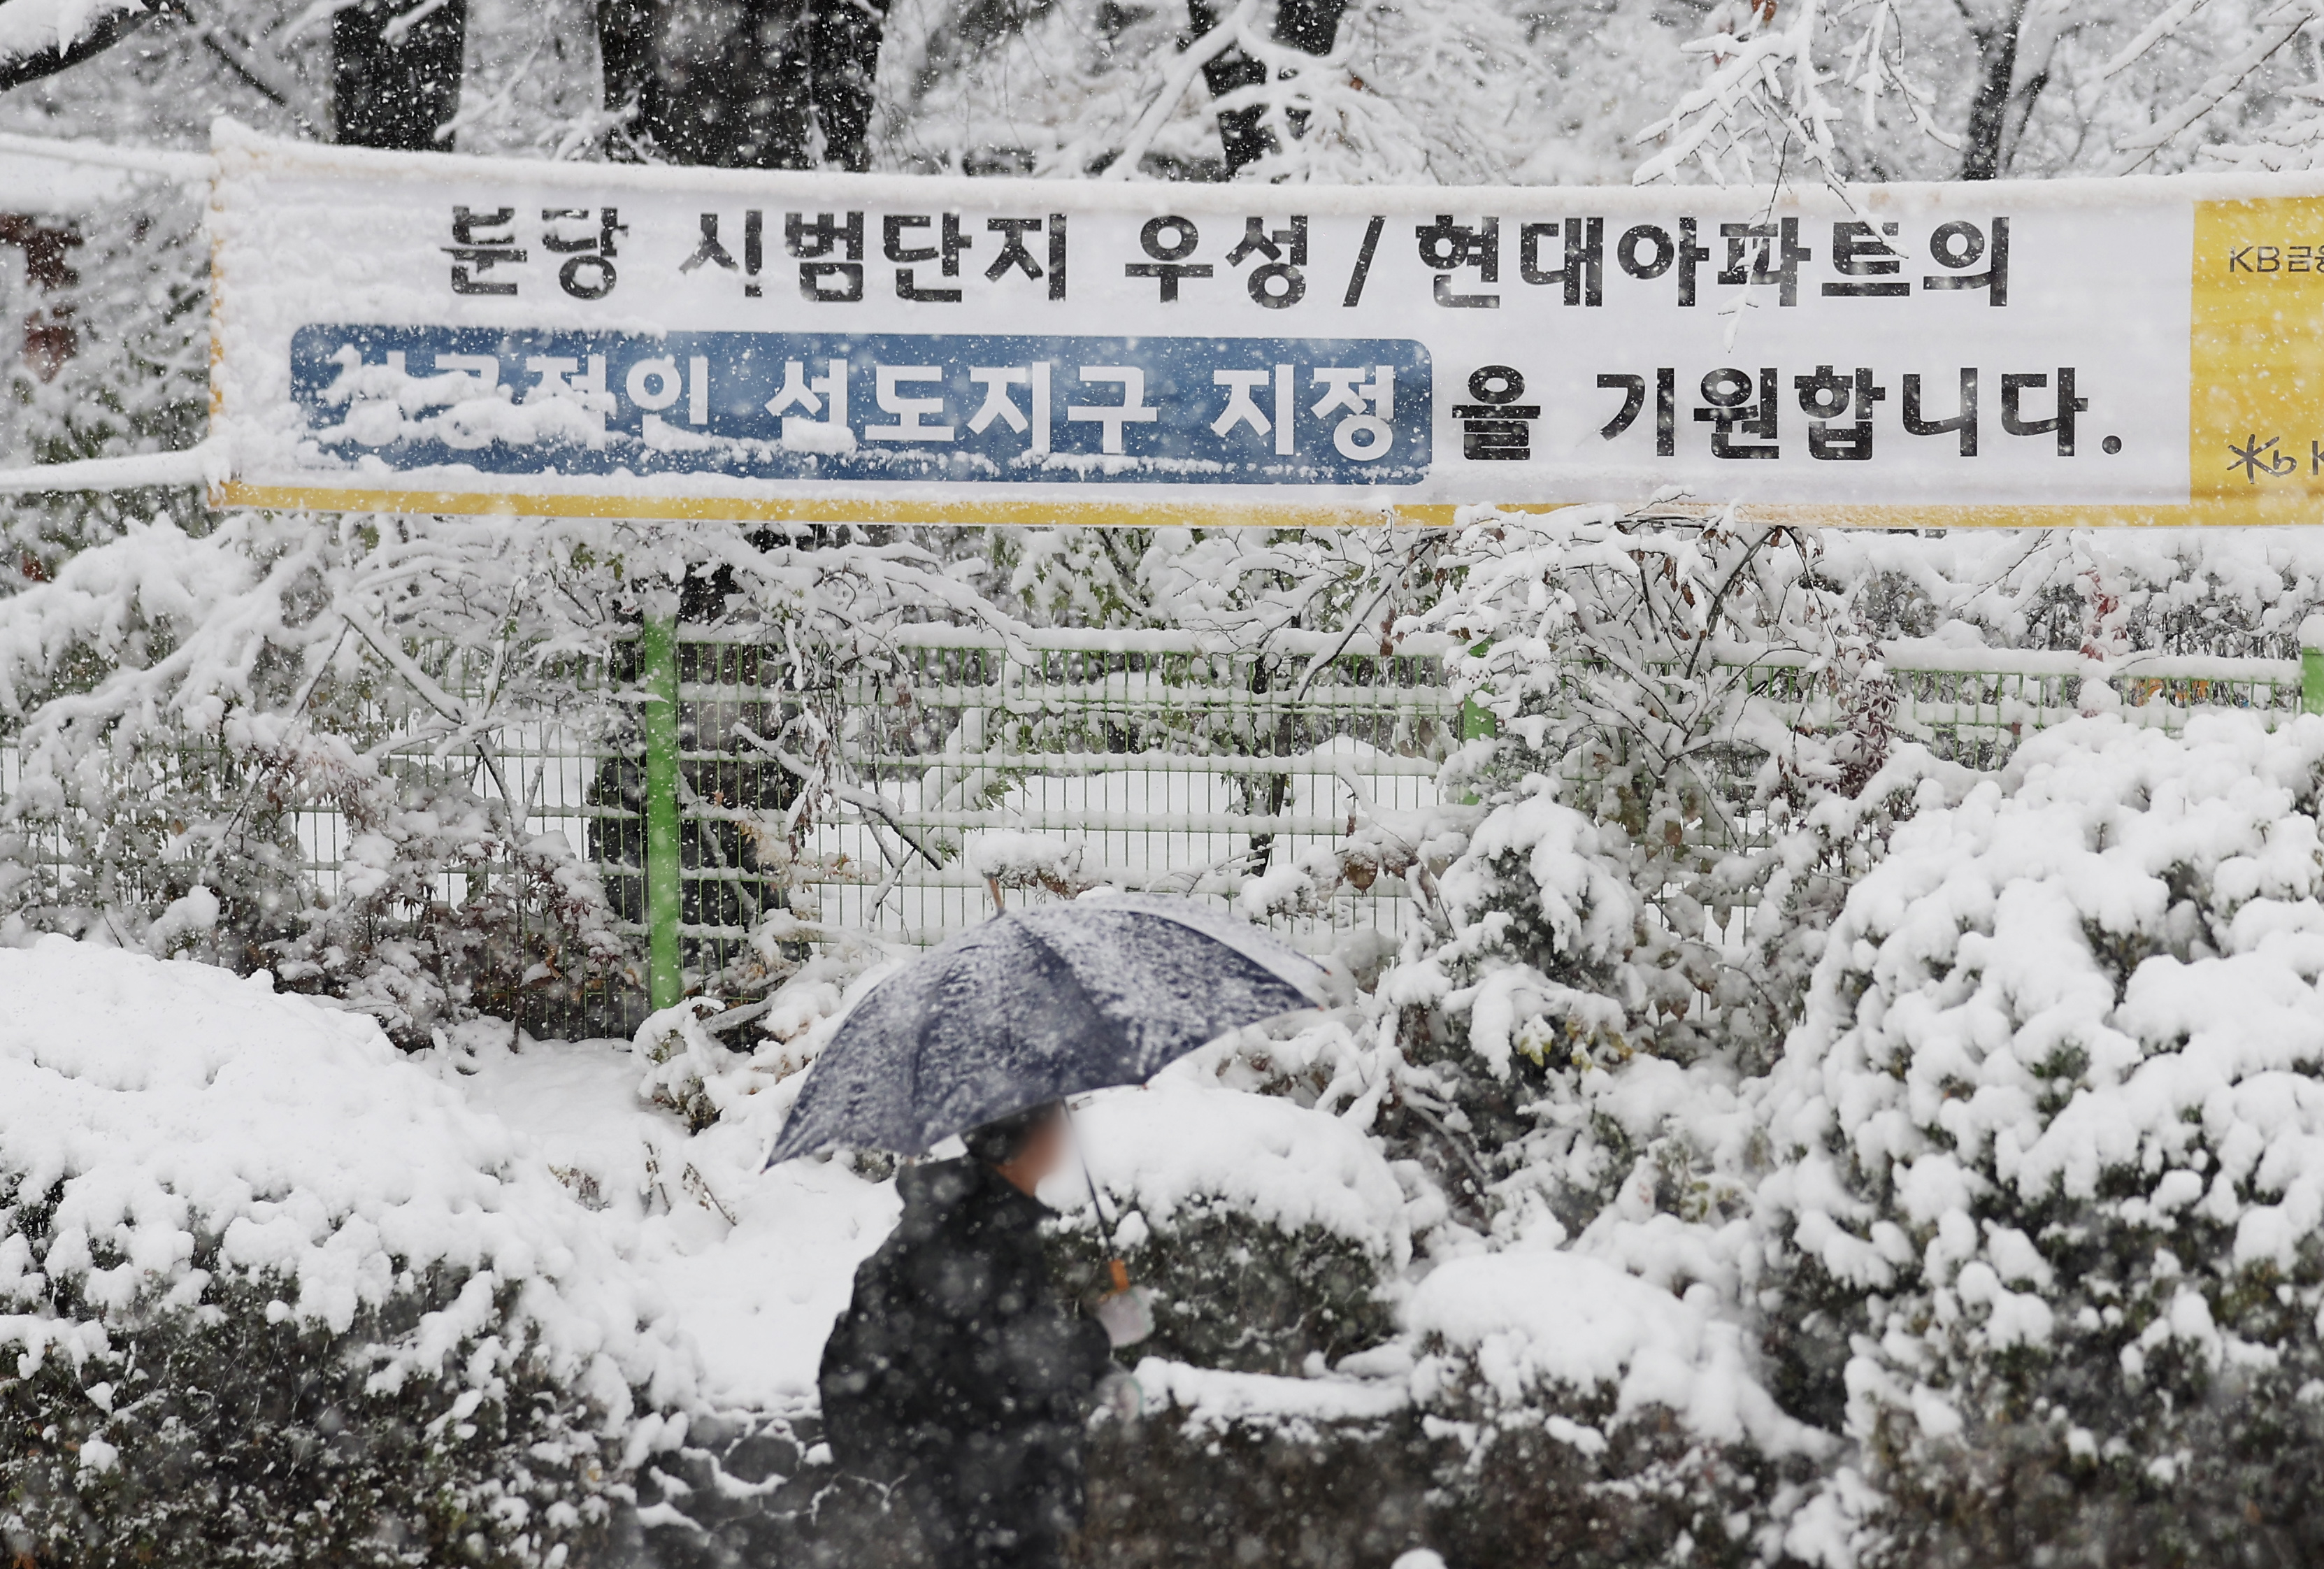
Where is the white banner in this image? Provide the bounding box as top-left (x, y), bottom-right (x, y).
top-left (207, 124), bottom-right (2324, 526)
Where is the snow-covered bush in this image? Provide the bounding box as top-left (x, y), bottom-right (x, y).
top-left (1758, 713), bottom-right (2324, 1563)
top-left (1431, 506), bottom-right (1924, 1041)
top-left (1000, 523), bottom-right (1447, 645)
top-left (1367, 508), bottom-right (1955, 1264)
top-left (258, 735), bottom-right (631, 1045)
top-left (1075, 1358), bottom-right (1426, 1567)
top-left (1043, 1081), bottom-right (1423, 1375)
top-left (1415, 790), bottom-right (1638, 1076)
top-left (0, 940), bottom-right (690, 1567)
top-left (0, 178), bottom-right (208, 573)
top-left (1885, 526), bottom-right (2324, 663)
top-left (970, 829), bottom-right (1097, 898)
top-left (633, 997), bottom-right (757, 1132)
top-left (0, 500), bottom-right (1020, 1036)
top-left (1409, 1250), bottom-right (1835, 1568)
top-left (1413, 506), bottom-right (1918, 1066)
top-left (1070, 1250), bottom-right (1837, 1569)
top-left (0, 577), bottom-right (630, 1043)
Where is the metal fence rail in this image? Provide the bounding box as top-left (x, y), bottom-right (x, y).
top-left (1879, 643), bottom-right (2308, 766)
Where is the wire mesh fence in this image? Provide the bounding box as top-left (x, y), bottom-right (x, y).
top-left (1884, 647), bottom-right (2306, 768)
top-left (1, 624), bottom-right (2314, 1038)
top-left (564, 624), bottom-right (1463, 987)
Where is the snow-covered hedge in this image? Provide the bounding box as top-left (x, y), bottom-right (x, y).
top-left (1043, 1080), bottom-right (1423, 1374)
top-left (1758, 714), bottom-right (2324, 1563)
top-left (0, 940), bottom-right (689, 1567)
top-left (31, 504), bottom-right (2324, 1566)
top-left (1407, 1251), bottom-right (1836, 1569)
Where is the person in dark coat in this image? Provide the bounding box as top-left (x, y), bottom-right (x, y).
top-left (818, 1101), bottom-right (1150, 1569)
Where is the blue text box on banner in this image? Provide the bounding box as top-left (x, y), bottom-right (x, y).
top-left (289, 327), bottom-right (1433, 486)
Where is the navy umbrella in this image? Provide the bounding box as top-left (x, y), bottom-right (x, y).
top-left (765, 894), bottom-right (1323, 1166)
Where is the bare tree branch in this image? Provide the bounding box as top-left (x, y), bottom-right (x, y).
top-left (0, 0), bottom-right (155, 93)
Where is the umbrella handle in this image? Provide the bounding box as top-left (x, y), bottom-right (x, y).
top-left (1066, 1103), bottom-right (1132, 1294)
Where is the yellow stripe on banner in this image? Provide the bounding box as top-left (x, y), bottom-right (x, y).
top-left (213, 482), bottom-right (2324, 529)
top-left (2193, 196), bottom-right (2324, 505)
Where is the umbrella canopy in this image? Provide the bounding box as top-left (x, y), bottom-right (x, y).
top-left (765, 894), bottom-right (1322, 1164)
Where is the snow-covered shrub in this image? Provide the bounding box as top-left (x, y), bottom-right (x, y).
top-left (1409, 1251), bottom-right (1835, 1569)
top-left (1370, 508), bottom-right (1953, 1262)
top-left (1412, 506), bottom-right (1914, 1067)
top-left (1077, 1361), bottom-right (1426, 1568)
top-left (0, 178), bottom-right (208, 573)
top-left (1417, 790), bottom-right (1639, 1076)
top-left (0, 500), bottom-right (1017, 1034)
top-left (0, 940), bottom-right (691, 1567)
top-left (1043, 1082), bottom-right (1422, 1375)
top-left (1758, 713), bottom-right (2324, 1563)
top-left (634, 998), bottom-right (752, 1131)
top-left (1235, 812), bottom-right (1460, 931)
top-left (1000, 523), bottom-right (1447, 646)
top-left (3, 1255), bottom-right (610, 1569)
top-left (258, 735), bottom-right (630, 1046)
top-left (1070, 1253), bottom-right (1838, 1569)
top-left (0, 645), bottom-right (628, 1045)
top-left (970, 829), bottom-right (1097, 898)
top-left (627, 931), bottom-right (903, 1140)
top-left (1923, 526), bottom-right (2324, 662)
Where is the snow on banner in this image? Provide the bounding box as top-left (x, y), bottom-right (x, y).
top-left (203, 124), bottom-right (2324, 526)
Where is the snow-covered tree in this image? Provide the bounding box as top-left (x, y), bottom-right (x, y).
top-left (1758, 712), bottom-right (2324, 1562)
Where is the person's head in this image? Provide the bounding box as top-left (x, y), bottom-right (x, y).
top-left (963, 1101), bottom-right (1068, 1195)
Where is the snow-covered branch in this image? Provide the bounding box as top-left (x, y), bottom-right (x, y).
top-left (0, 0), bottom-right (154, 92)
top-left (2109, 0), bottom-right (2324, 169)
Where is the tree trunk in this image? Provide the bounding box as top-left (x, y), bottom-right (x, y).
top-left (1959, 0), bottom-right (2027, 180)
top-left (601, 0), bottom-right (890, 170)
top-left (1190, 0), bottom-right (1351, 174)
top-left (811, 0), bottom-right (889, 171)
top-left (1274, 0), bottom-right (1345, 55)
top-left (1189, 0), bottom-right (1270, 171)
top-left (333, 0), bottom-right (471, 150)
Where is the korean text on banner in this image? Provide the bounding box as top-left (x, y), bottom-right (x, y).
top-left (203, 122), bottom-right (2324, 527)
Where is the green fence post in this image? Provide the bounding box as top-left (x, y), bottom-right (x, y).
top-left (1458, 638), bottom-right (1500, 742)
top-left (2304, 617), bottom-right (2324, 719)
top-left (2300, 615), bottom-right (2324, 719)
top-left (641, 600), bottom-right (684, 1011)
top-left (1458, 691), bottom-right (1499, 742)
top-left (1457, 639), bottom-right (1498, 806)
